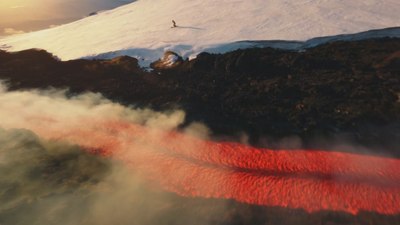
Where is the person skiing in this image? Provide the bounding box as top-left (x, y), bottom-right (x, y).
top-left (172, 20), bottom-right (177, 28)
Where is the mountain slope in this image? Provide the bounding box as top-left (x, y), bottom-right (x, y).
top-left (1, 38), bottom-right (400, 153)
top-left (1, 0), bottom-right (400, 66)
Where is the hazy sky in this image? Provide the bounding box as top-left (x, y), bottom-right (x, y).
top-left (0, 0), bottom-right (134, 35)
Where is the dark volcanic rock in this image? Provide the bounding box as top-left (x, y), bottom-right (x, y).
top-left (150, 51), bottom-right (184, 69)
top-left (0, 38), bottom-right (400, 154)
top-left (1, 39), bottom-right (400, 225)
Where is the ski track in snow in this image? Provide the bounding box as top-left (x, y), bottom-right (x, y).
top-left (1, 0), bottom-right (400, 67)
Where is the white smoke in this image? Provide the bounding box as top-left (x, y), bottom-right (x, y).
top-left (0, 82), bottom-right (232, 225)
top-left (0, 82), bottom-right (398, 225)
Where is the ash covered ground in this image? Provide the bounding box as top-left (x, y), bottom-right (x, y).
top-left (0, 38), bottom-right (399, 225)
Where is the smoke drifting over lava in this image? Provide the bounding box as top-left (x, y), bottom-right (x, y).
top-left (0, 82), bottom-right (229, 225)
top-left (0, 82), bottom-right (399, 224)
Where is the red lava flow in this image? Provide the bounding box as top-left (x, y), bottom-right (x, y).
top-left (18, 120), bottom-right (400, 215)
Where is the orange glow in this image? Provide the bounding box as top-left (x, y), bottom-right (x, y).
top-left (0, 0), bottom-right (132, 35)
top-left (26, 119), bottom-right (400, 215)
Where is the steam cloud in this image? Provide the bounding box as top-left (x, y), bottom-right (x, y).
top-left (0, 82), bottom-right (227, 225)
top-left (0, 128), bottom-right (235, 225)
top-left (0, 82), bottom-right (399, 225)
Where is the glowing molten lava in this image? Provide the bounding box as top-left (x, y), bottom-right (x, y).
top-left (11, 120), bottom-right (400, 215)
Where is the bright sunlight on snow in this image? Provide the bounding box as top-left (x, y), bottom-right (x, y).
top-left (0, 0), bottom-right (399, 67)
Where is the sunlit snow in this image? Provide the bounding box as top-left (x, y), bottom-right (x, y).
top-left (1, 0), bottom-right (399, 67)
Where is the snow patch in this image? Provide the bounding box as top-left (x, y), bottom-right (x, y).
top-left (164, 54), bottom-right (179, 67)
top-left (0, 0), bottom-right (399, 66)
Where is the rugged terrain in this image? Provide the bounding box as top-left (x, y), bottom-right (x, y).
top-left (1, 1), bottom-right (399, 224)
top-left (1, 38), bottom-right (399, 155)
top-left (1, 0), bottom-right (399, 66)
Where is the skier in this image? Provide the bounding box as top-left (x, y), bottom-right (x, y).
top-left (172, 20), bottom-right (177, 28)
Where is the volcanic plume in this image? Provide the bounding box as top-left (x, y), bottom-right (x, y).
top-left (0, 85), bottom-right (399, 216)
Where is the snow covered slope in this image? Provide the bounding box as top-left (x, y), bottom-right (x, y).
top-left (1, 0), bottom-right (400, 66)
